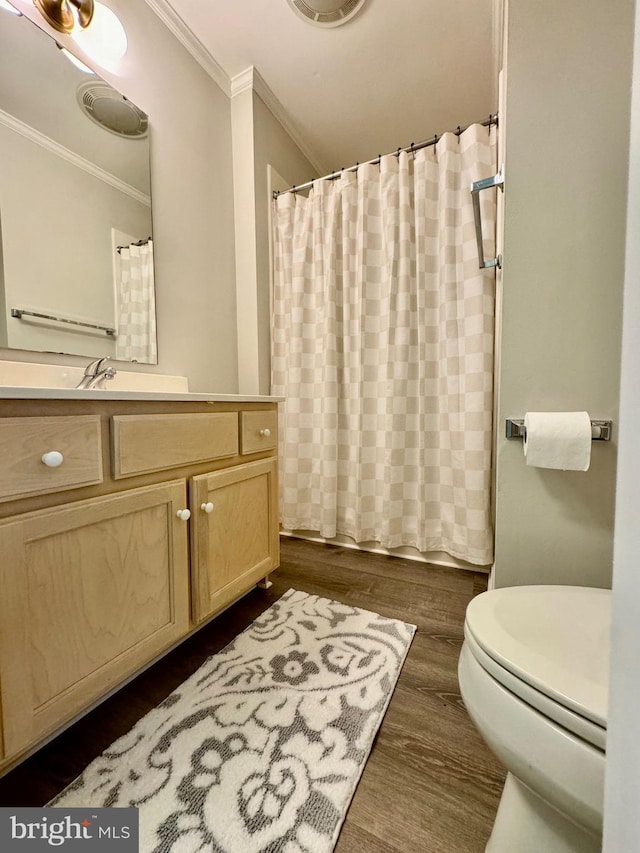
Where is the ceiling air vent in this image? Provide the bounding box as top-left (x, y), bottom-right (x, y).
top-left (287, 0), bottom-right (367, 28)
top-left (76, 81), bottom-right (148, 139)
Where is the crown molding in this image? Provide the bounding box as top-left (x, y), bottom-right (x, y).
top-left (143, 0), bottom-right (231, 96)
top-left (230, 67), bottom-right (255, 98)
top-left (231, 67), bottom-right (326, 175)
top-left (0, 109), bottom-right (151, 207)
top-left (143, 3), bottom-right (325, 173)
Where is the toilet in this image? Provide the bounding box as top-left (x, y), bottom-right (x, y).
top-left (458, 585), bottom-right (610, 853)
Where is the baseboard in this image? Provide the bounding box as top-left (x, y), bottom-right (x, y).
top-left (280, 529), bottom-right (490, 574)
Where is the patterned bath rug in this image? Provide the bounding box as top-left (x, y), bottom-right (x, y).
top-left (49, 588), bottom-right (416, 853)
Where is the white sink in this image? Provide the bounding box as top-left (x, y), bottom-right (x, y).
top-left (0, 358), bottom-right (282, 403)
top-left (0, 359), bottom-right (189, 393)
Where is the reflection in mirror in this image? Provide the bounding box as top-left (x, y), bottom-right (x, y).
top-left (0, 7), bottom-right (157, 363)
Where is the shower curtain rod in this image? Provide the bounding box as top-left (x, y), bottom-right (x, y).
top-left (116, 236), bottom-right (152, 254)
top-left (273, 113), bottom-right (498, 198)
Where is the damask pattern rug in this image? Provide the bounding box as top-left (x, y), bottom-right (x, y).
top-left (50, 589), bottom-right (416, 853)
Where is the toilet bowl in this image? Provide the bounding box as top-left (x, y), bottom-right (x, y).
top-left (458, 585), bottom-right (610, 853)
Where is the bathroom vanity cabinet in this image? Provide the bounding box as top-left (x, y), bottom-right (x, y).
top-left (0, 396), bottom-right (279, 772)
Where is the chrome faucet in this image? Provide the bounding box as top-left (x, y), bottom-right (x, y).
top-left (76, 357), bottom-right (117, 389)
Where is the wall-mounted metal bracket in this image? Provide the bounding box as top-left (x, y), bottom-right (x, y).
top-left (471, 166), bottom-right (504, 270)
top-left (505, 418), bottom-right (612, 441)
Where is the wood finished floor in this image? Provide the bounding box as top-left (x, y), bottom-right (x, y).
top-left (0, 537), bottom-right (505, 852)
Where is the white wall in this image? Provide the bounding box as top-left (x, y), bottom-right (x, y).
top-left (1, 0), bottom-right (238, 392)
top-left (252, 90), bottom-right (318, 394)
top-left (231, 80), bottom-right (260, 395)
top-left (231, 70), bottom-right (318, 395)
top-left (603, 0), bottom-right (640, 845)
top-left (493, 0), bottom-right (635, 589)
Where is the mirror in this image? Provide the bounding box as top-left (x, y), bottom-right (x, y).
top-left (0, 7), bottom-right (157, 363)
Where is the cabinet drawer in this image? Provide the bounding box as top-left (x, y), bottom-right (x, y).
top-left (0, 416), bottom-right (102, 502)
top-left (112, 413), bottom-right (239, 478)
top-left (240, 410), bottom-right (278, 454)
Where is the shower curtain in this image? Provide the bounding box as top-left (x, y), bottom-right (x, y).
top-left (272, 123), bottom-right (497, 566)
top-left (115, 239), bottom-right (157, 363)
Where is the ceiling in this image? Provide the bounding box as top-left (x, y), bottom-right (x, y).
top-left (160, 0), bottom-right (499, 176)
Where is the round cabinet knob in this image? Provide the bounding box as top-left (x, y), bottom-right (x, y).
top-left (41, 451), bottom-right (64, 468)
top-left (176, 509), bottom-right (191, 521)
top-left (201, 502), bottom-right (214, 513)
top-left (259, 428), bottom-right (271, 437)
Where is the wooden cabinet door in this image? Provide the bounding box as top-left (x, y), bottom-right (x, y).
top-left (0, 481), bottom-right (190, 761)
top-left (190, 458), bottom-right (279, 623)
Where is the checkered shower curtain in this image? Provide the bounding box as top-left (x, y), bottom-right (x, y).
top-left (116, 240), bottom-right (157, 363)
top-left (272, 124), bottom-right (497, 566)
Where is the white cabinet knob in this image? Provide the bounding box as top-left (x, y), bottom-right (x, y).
top-left (41, 451), bottom-right (64, 468)
top-left (201, 502), bottom-right (214, 513)
top-left (259, 428), bottom-right (271, 437)
top-left (176, 509), bottom-right (191, 521)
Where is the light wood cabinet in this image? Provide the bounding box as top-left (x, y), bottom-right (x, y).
top-left (0, 398), bottom-right (280, 770)
top-left (190, 458), bottom-right (279, 623)
top-left (0, 481), bottom-right (190, 759)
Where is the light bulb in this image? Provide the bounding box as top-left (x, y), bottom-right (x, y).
top-left (71, 2), bottom-right (127, 71)
top-left (0, 0), bottom-right (20, 14)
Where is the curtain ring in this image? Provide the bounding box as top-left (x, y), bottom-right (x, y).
top-left (410, 142), bottom-right (415, 160)
top-left (433, 133), bottom-right (438, 156)
top-left (456, 125), bottom-right (462, 143)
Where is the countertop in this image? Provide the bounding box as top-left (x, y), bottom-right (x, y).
top-left (0, 387), bottom-right (284, 403)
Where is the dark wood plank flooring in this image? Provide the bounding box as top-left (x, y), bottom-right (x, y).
top-left (0, 537), bottom-right (505, 851)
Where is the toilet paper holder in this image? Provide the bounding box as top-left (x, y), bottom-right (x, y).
top-left (505, 418), bottom-right (612, 441)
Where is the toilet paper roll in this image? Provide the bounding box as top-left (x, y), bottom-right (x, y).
top-left (523, 411), bottom-right (592, 471)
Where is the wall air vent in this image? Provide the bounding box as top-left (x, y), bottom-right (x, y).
top-left (76, 82), bottom-right (148, 139)
top-left (286, 0), bottom-right (367, 28)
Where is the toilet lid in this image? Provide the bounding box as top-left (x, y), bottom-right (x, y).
top-left (464, 585), bottom-right (610, 732)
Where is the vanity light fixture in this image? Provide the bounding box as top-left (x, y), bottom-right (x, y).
top-left (70, 2), bottom-right (127, 69)
top-left (0, 0), bottom-right (21, 13)
top-left (33, 0), bottom-right (127, 70)
top-left (33, 0), bottom-right (94, 33)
